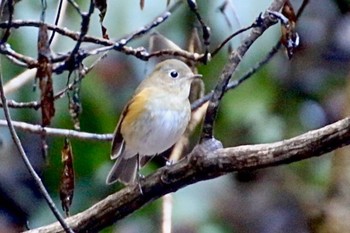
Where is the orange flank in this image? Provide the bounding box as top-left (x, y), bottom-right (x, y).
top-left (121, 88), bottom-right (151, 130)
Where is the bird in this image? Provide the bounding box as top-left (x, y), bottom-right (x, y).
top-left (106, 59), bottom-right (202, 185)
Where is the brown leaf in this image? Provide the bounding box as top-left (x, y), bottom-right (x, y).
top-left (281, 0), bottom-right (299, 59)
top-left (37, 65), bottom-right (54, 126)
top-left (59, 138), bottom-right (75, 217)
top-left (36, 24), bottom-right (55, 126)
top-left (140, 0), bottom-right (145, 10)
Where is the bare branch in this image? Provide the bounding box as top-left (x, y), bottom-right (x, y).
top-left (211, 17), bottom-right (260, 58)
top-left (0, 99), bottom-right (40, 109)
top-left (24, 117), bottom-right (350, 233)
top-left (79, 2), bottom-right (180, 59)
top-left (192, 0), bottom-right (307, 112)
top-left (0, 43), bottom-right (38, 67)
top-left (186, 0), bottom-right (211, 62)
top-left (200, 0), bottom-right (285, 141)
top-left (0, 2), bottom-right (201, 69)
top-left (49, 0), bottom-right (66, 45)
top-left (0, 119), bottom-right (112, 141)
top-left (67, 0), bottom-right (82, 15)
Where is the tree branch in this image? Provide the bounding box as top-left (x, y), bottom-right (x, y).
top-left (200, 0), bottom-right (285, 141)
top-left (0, 119), bottom-right (112, 141)
top-left (25, 117), bottom-right (350, 233)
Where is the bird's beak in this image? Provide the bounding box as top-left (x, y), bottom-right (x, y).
top-left (191, 74), bottom-right (202, 79)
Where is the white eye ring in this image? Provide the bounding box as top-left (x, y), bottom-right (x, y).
top-left (169, 70), bottom-right (179, 78)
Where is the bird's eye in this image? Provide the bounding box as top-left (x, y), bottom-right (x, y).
top-left (169, 70), bottom-right (179, 78)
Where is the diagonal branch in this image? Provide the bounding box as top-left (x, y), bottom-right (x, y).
top-left (200, 0), bottom-right (285, 141)
top-left (24, 116), bottom-right (350, 233)
top-left (200, 0), bottom-right (286, 141)
top-left (192, 0), bottom-right (307, 112)
top-left (191, 42), bottom-right (281, 111)
top-left (0, 62), bottom-right (73, 233)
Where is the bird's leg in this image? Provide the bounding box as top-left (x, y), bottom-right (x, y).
top-left (136, 154), bottom-right (145, 195)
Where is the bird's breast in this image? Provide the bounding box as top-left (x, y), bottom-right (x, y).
top-left (121, 91), bottom-right (191, 156)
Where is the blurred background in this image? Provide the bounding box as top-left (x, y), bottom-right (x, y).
top-left (1, 0), bottom-right (350, 232)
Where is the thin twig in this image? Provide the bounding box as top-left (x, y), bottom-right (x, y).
top-left (296, 0), bottom-right (309, 18)
top-left (187, 0), bottom-right (211, 62)
top-left (0, 0), bottom-right (13, 44)
top-left (0, 119), bottom-right (112, 141)
top-left (40, 0), bottom-right (47, 22)
top-left (0, 43), bottom-right (38, 67)
top-left (63, 0), bottom-right (94, 73)
top-left (84, 4), bottom-right (176, 56)
top-left (0, 99), bottom-right (40, 109)
top-left (0, 64), bottom-right (73, 232)
top-left (54, 51), bottom-right (108, 101)
top-left (200, 1), bottom-right (284, 141)
top-left (192, 0), bottom-right (307, 112)
top-left (49, 0), bottom-right (65, 45)
top-left (67, 0), bottom-right (82, 15)
top-left (218, 0), bottom-right (242, 41)
top-left (123, 1), bottom-right (182, 45)
top-left (211, 22), bottom-right (256, 58)
top-left (0, 20), bottom-right (205, 64)
top-left (191, 42), bottom-right (281, 111)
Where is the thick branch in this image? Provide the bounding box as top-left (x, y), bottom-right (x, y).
top-left (25, 117), bottom-right (350, 233)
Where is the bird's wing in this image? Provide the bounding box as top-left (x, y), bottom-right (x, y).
top-left (111, 124), bottom-right (125, 160)
top-left (111, 88), bottom-right (150, 159)
top-left (110, 104), bottom-right (128, 160)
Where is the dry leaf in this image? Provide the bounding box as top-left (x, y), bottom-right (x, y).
top-left (36, 24), bottom-right (55, 126)
top-left (59, 138), bottom-right (75, 217)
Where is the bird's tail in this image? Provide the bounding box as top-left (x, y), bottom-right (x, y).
top-left (106, 155), bottom-right (139, 185)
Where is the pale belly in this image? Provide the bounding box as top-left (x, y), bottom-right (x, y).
top-left (123, 108), bottom-right (190, 157)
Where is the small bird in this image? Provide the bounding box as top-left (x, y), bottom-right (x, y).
top-left (106, 59), bottom-right (202, 185)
